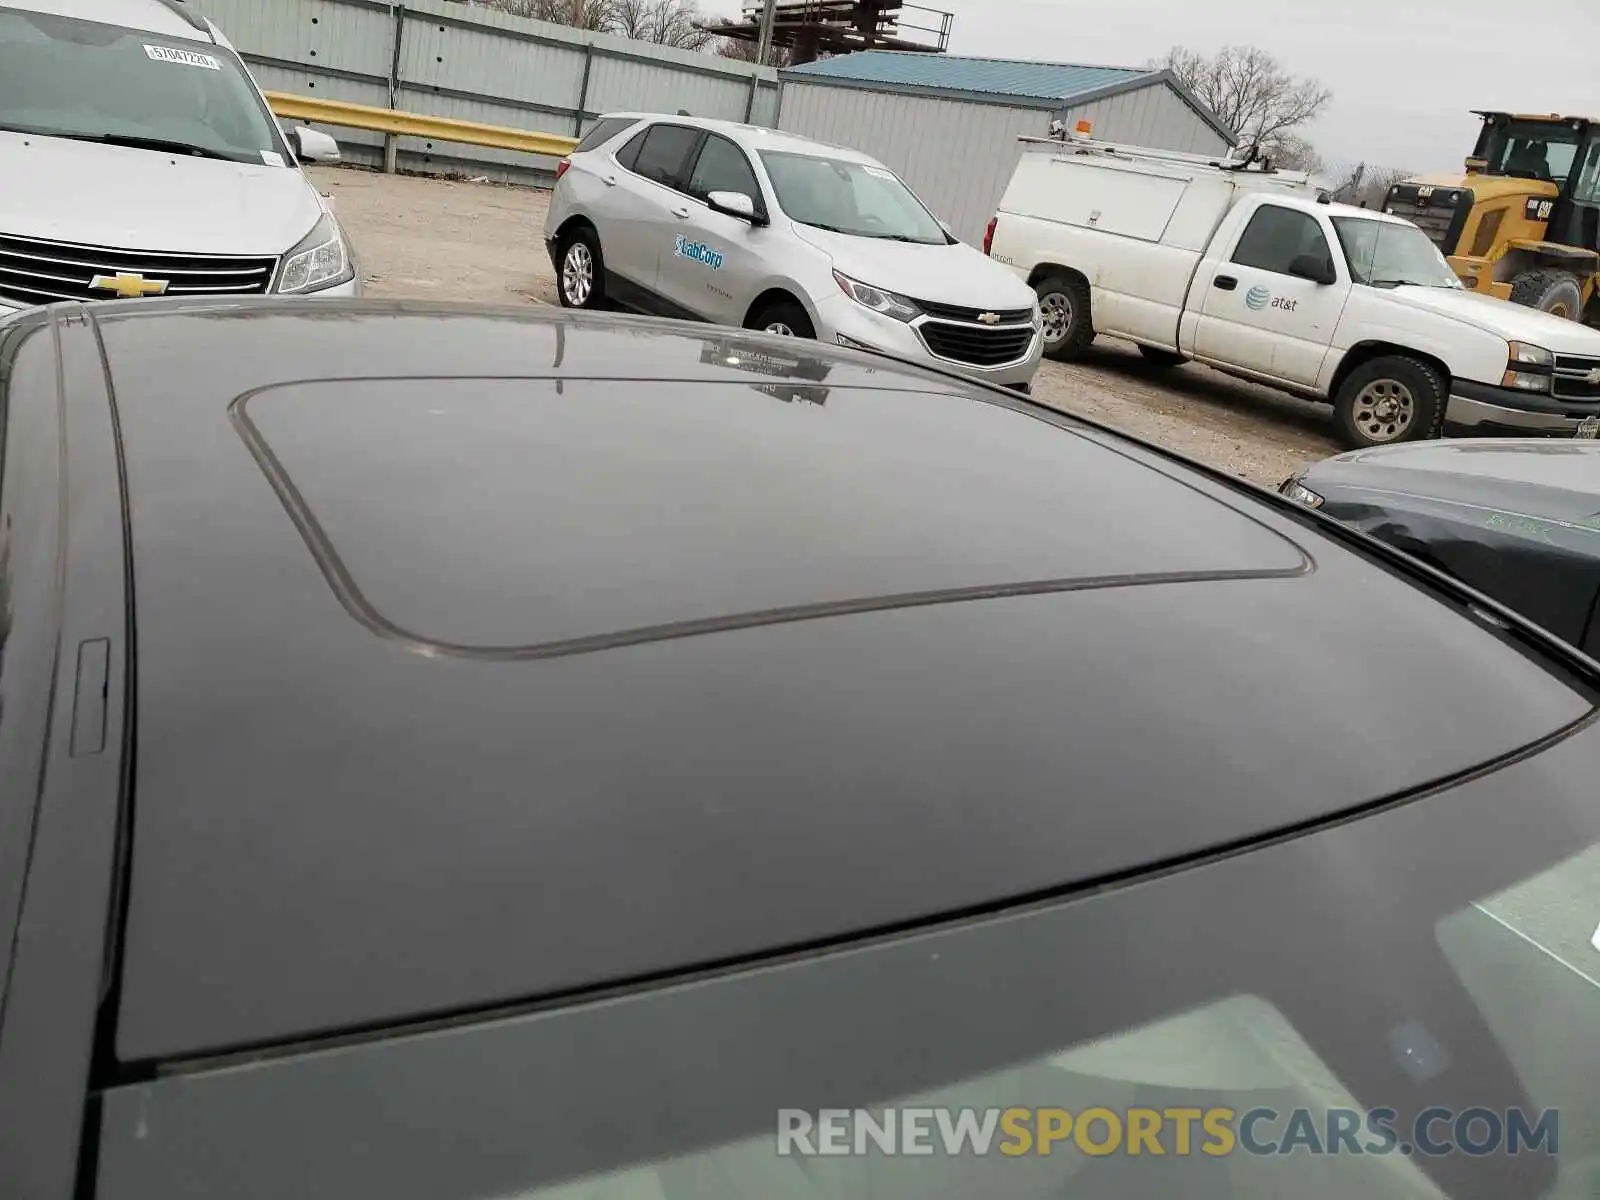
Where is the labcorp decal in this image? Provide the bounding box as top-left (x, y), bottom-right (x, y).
top-left (675, 235), bottom-right (724, 270)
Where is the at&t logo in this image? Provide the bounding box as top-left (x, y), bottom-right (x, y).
top-left (1245, 285), bottom-right (1272, 311)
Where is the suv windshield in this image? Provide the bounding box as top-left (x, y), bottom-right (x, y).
top-left (759, 150), bottom-right (949, 244)
top-left (0, 8), bottom-right (285, 164)
top-left (1334, 217), bottom-right (1462, 289)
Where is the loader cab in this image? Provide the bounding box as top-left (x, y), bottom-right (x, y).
top-left (1470, 112), bottom-right (1600, 266)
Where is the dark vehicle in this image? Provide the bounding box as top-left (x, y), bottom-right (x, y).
top-left (1283, 439), bottom-right (1600, 657)
top-left (4, 298), bottom-right (1600, 1200)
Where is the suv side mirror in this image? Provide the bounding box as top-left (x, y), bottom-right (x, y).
top-left (290, 126), bottom-right (342, 165)
top-left (1289, 253), bottom-right (1337, 285)
top-left (707, 190), bottom-right (765, 225)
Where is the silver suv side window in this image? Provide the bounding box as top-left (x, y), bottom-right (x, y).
top-left (686, 135), bottom-right (763, 213)
top-left (626, 124), bottom-right (702, 190)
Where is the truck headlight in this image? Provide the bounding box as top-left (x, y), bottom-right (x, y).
top-left (833, 270), bottom-right (921, 322)
top-left (276, 214), bottom-right (355, 294)
top-left (1503, 341), bottom-right (1554, 392)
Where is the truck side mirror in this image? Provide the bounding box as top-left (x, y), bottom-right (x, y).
top-left (1289, 254), bottom-right (1337, 285)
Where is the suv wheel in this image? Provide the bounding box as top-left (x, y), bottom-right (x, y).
top-left (557, 227), bottom-right (607, 310)
top-left (747, 299), bottom-right (816, 339)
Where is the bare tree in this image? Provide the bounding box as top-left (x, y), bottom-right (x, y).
top-left (1152, 45), bottom-right (1331, 153)
top-left (716, 34), bottom-right (792, 67)
top-left (608, 0), bottom-right (716, 48)
top-left (1271, 133), bottom-right (1323, 174)
top-left (468, 0), bottom-right (616, 28)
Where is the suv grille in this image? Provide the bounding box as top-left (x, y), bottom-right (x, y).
top-left (1552, 354), bottom-right (1600, 402)
top-left (916, 298), bottom-right (1035, 324)
top-left (918, 319), bottom-right (1036, 367)
top-left (0, 233), bottom-right (278, 307)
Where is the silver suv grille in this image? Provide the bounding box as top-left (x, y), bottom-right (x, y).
top-left (0, 232), bottom-right (278, 307)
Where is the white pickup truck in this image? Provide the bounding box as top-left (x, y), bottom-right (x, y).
top-left (986, 134), bottom-right (1600, 448)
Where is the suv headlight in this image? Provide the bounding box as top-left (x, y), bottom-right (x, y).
top-left (1503, 341), bottom-right (1554, 392)
top-left (833, 270), bottom-right (921, 323)
top-left (276, 213), bottom-right (355, 294)
top-left (1279, 476), bottom-right (1324, 508)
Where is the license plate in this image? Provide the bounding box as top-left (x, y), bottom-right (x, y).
top-left (1578, 417), bottom-right (1600, 440)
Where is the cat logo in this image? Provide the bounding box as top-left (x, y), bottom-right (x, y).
top-left (1524, 198), bottom-right (1556, 222)
top-left (1417, 185), bottom-right (1434, 200)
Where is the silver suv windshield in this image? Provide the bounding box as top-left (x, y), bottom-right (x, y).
top-left (0, 8), bottom-right (285, 165)
top-left (759, 150), bottom-right (949, 245)
top-left (1332, 217), bottom-right (1462, 290)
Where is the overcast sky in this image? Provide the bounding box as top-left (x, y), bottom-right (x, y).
top-left (705, 0), bottom-right (1600, 171)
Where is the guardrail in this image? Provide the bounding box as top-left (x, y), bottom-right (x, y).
top-left (265, 92), bottom-right (579, 161)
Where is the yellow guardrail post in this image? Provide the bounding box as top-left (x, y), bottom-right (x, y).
top-left (265, 92), bottom-right (580, 164)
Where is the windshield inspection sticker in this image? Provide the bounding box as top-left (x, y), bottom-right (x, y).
top-left (260, 150), bottom-right (286, 168)
top-left (144, 44), bottom-right (221, 70)
top-left (674, 235), bottom-right (724, 270)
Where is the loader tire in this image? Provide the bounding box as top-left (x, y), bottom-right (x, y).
top-left (1509, 269), bottom-right (1584, 320)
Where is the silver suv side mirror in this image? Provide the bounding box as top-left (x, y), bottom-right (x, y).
top-left (708, 190), bottom-right (765, 225)
top-left (290, 126), bottom-right (342, 165)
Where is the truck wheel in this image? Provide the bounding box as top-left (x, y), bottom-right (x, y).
top-left (1333, 356), bottom-right (1445, 449)
top-left (1509, 269), bottom-right (1583, 320)
top-left (1137, 345), bottom-right (1185, 369)
top-left (1035, 274), bottom-right (1093, 361)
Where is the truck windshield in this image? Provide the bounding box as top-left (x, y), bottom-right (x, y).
top-left (0, 8), bottom-right (285, 165)
top-left (759, 151), bottom-right (949, 245)
top-left (1333, 217), bottom-right (1462, 290)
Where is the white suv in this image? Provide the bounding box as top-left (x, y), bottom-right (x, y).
top-left (0, 0), bottom-right (359, 315)
top-left (545, 114), bottom-right (1043, 392)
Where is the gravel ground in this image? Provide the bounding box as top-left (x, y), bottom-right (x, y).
top-left (313, 166), bottom-right (1342, 486)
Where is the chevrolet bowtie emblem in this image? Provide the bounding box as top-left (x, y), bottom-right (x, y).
top-left (89, 272), bottom-right (169, 299)
top-left (1586, 367), bottom-right (1600, 386)
top-left (977, 311), bottom-right (1001, 325)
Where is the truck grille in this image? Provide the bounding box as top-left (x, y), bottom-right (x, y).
top-left (0, 232), bottom-right (277, 307)
top-left (1552, 354), bottom-right (1600, 402)
top-left (917, 319), bottom-right (1036, 367)
top-left (1384, 185), bottom-right (1473, 254)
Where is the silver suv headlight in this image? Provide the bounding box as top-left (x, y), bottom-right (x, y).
top-left (276, 213), bottom-right (355, 294)
top-left (833, 270), bottom-right (921, 323)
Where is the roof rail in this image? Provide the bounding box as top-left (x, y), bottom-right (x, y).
top-left (1019, 128), bottom-right (1270, 173)
top-left (150, 0), bottom-right (212, 35)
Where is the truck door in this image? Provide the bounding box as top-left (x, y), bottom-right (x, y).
top-left (1193, 202), bottom-right (1350, 386)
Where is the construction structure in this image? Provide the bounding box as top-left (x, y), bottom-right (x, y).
top-left (707, 1), bottom-right (952, 66)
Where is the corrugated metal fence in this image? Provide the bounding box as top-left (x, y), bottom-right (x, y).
top-left (191, 0), bottom-right (782, 183)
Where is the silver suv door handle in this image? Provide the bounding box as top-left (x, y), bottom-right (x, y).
top-left (602, 175), bottom-right (618, 187)
top-left (671, 206), bottom-right (691, 219)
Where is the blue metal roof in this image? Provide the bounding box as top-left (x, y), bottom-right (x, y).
top-left (782, 52), bottom-right (1154, 104)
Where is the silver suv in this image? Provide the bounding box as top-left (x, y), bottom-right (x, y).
top-left (544, 114), bottom-right (1043, 392)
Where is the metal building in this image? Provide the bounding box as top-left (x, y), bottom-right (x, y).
top-left (776, 53), bottom-right (1237, 245)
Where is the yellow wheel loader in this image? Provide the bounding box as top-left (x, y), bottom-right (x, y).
top-left (1386, 112), bottom-right (1600, 324)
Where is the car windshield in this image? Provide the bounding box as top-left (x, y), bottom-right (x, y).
top-left (1334, 217), bottom-right (1462, 289)
top-left (759, 150), bottom-right (949, 244)
top-left (93, 727), bottom-right (1600, 1200)
top-left (0, 8), bottom-right (285, 164)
